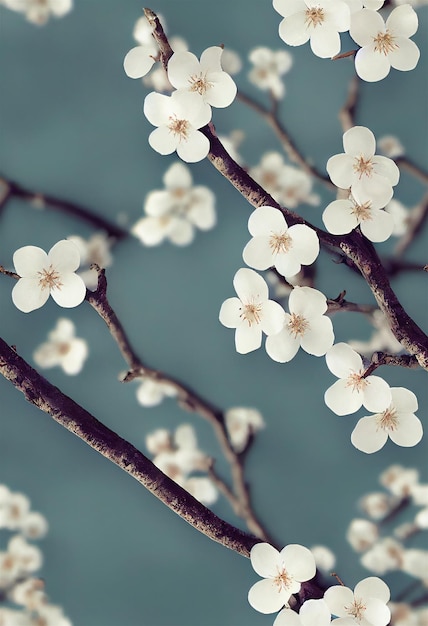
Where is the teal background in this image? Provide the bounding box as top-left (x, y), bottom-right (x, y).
top-left (0, 2), bottom-right (427, 625)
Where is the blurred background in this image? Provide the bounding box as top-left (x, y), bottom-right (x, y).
top-left (0, 1), bottom-right (427, 625)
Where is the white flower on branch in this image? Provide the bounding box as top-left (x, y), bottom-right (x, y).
top-left (243, 206), bottom-right (319, 278)
top-left (378, 135), bottom-right (405, 159)
top-left (358, 491), bottom-right (398, 520)
top-left (274, 598), bottom-right (332, 625)
top-left (326, 126), bottom-right (400, 207)
top-left (143, 90), bottom-right (211, 162)
top-left (12, 240), bottom-right (86, 313)
top-left (347, 518), bottom-right (379, 552)
top-left (132, 161), bottom-right (216, 246)
top-left (33, 318), bottom-right (88, 376)
top-left (360, 538), bottom-right (404, 575)
top-left (351, 387), bottom-right (423, 454)
top-left (385, 199), bottom-right (410, 237)
top-left (324, 577), bottom-right (391, 625)
top-left (219, 268), bottom-right (285, 354)
top-left (322, 194), bottom-right (394, 242)
top-left (310, 545), bottom-right (336, 572)
top-left (350, 5), bottom-right (420, 82)
top-left (167, 46), bottom-right (237, 109)
top-left (401, 549), bottom-right (428, 581)
top-left (266, 286), bottom-right (334, 363)
top-left (224, 407), bottom-right (265, 453)
top-left (324, 343), bottom-right (391, 416)
top-left (248, 542), bottom-right (316, 614)
top-left (273, 0), bottom-right (351, 59)
top-left (380, 465), bottom-right (419, 498)
top-left (143, 36), bottom-right (189, 92)
top-left (248, 47), bottom-right (293, 99)
top-left (67, 233), bottom-right (113, 290)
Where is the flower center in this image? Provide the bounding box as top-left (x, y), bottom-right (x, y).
top-left (240, 300), bottom-right (263, 327)
top-left (273, 566), bottom-right (292, 592)
top-left (269, 232), bottom-right (292, 254)
top-left (287, 313), bottom-right (309, 338)
top-left (373, 30), bottom-right (398, 55)
top-left (37, 265), bottom-right (62, 291)
top-left (346, 597), bottom-right (366, 622)
top-left (376, 407), bottom-right (398, 431)
top-left (58, 342), bottom-right (71, 356)
top-left (345, 371), bottom-right (368, 393)
top-left (352, 201), bottom-right (372, 222)
top-left (188, 72), bottom-right (213, 96)
top-left (353, 155), bottom-right (374, 179)
top-left (168, 116), bottom-right (190, 141)
top-left (305, 7), bottom-right (325, 28)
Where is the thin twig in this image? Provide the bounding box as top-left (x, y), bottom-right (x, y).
top-left (0, 174), bottom-right (128, 240)
top-left (236, 90), bottom-right (334, 190)
top-left (362, 352), bottom-right (420, 378)
top-left (0, 336), bottom-right (260, 558)
top-left (86, 266), bottom-right (273, 542)
top-left (395, 156), bottom-right (428, 186)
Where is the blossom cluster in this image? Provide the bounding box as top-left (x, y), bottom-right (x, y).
top-left (345, 465), bottom-right (428, 624)
top-left (1, 0), bottom-right (72, 25)
top-left (145, 424), bottom-right (218, 505)
top-left (272, 1), bottom-right (420, 82)
top-left (248, 541), bottom-right (393, 626)
top-left (33, 318), bottom-right (88, 375)
top-left (0, 485), bottom-right (72, 626)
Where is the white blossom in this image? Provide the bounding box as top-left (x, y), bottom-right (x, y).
top-left (248, 47), bottom-right (293, 99)
top-left (324, 576), bottom-right (391, 625)
top-left (347, 518), bottom-right (379, 552)
top-left (401, 549), bottom-right (428, 581)
top-left (310, 545), bottom-right (336, 573)
top-left (143, 90), bottom-right (211, 162)
top-left (250, 152), bottom-right (320, 208)
top-left (358, 491), bottom-right (397, 520)
top-left (243, 206), bottom-right (319, 278)
top-left (135, 378), bottom-right (177, 407)
top-left (224, 407), bottom-right (265, 453)
top-left (219, 268), bottom-right (285, 354)
top-left (322, 195), bottom-right (394, 242)
top-left (380, 465), bottom-right (419, 498)
top-left (33, 318), bottom-right (88, 376)
top-left (0, 492), bottom-right (30, 531)
top-left (378, 135), bottom-right (405, 159)
top-left (67, 233), bottom-right (113, 290)
top-left (273, 0), bottom-right (351, 58)
top-left (324, 343), bottom-right (391, 416)
top-left (266, 286), bottom-right (334, 362)
top-left (132, 161), bottom-right (216, 246)
top-left (248, 542), bottom-right (316, 614)
top-left (274, 599), bottom-right (332, 625)
top-left (350, 5), bottom-right (420, 82)
top-left (326, 126), bottom-right (400, 206)
top-left (143, 37), bottom-right (189, 93)
top-left (167, 46), bottom-right (237, 109)
top-left (351, 387), bottom-right (423, 453)
top-left (385, 199), bottom-right (410, 237)
top-left (12, 240), bottom-right (86, 313)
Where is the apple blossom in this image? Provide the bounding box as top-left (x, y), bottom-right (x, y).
top-left (380, 465), bottom-right (419, 498)
top-left (167, 47), bottom-right (237, 109)
top-left (2, 0), bottom-right (73, 25)
top-left (358, 492), bottom-right (397, 520)
top-left (378, 135), bottom-right (405, 159)
top-left (135, 378), bottom-right (177, 407)
top-left (67, 233), bottom-right (113, 290)
top-left (274, 599), bottom-right (332, 625)
top-left (266, 286), bottom-right (334, 362)
top-left (273, 0), bottom-right (351, 58)
top-left (33, 318), bottom-right (88, 375)
top-left (143, 90), bottom-right (211, 162)
top-left (351, 387), bottom-right (423, 453)
top-left (350, 5), bottom-right (420, 82)
top-left (326, 126), bottom-right (400, 206)
top-left (324, 343), bottom-right (392, 415)
top-left (132, 161), bottom-right (216, 246)
top-left (248, 47), bottom-right (293, 99)
top-left (310, 545), bottom-right (336, 573)
top-left (346, 518), bottom-right (378, 552)
top-left (324, 576), bottom-right (391, 625)
top-left (385, 199), bottom-right (410, 237)
top-left (248, 542), bottom-right (316, 614)
top-left (322, 195), bottom-right (394, 242)
top-left (243, 206), bottom-right (319, 278)
top-left (219, 268), bottom-right (285, 354)
top-left (11, 240), bottom-right (86, 313)
top-left (360, 538), bottom-right (404, 575)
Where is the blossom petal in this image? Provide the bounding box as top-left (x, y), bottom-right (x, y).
top-left (279, 12), bottom-right (310, 46)
top-left (324, 379), bottom-right (364, 415)
top-left (219, 297), bottom-right (242, 328)
top-left (148, 126), bottom-right (178, 155)
top-left (243, 236), bottom-right (275, 270)
top-left (164, 161), bottom-right (192, 190)
top-left (233, 268), bottom-right (268, 302)
top-left (205, 71), bottom-right (237, 108)
top-left (248, 206), bottom-right (287, 237)
top-left (326, 343), bottom-right (363, 378)
top-left (123, 46), bottom-right (155, 79)
top-left (354, 576), bottom-right (390, 603)
top-left (235, 324), bottom-right (262, 354)
top-left (266, 327), bottom-right (300, 363)
top-left (323, 199), bottom-right (358, 234)
top-left (386, 4), bottom-right (418, 38)
top-left (50, 273), bottom-right (86, 308)
top-left (310, 26), bottom-right (340, 58)
top-left (372, 155), bottom-right (400, 186)
top-left (48, 240), bottom-right (81, 273)
top-left (301, 316), bottom-right (334, 356)
top-left (389, 413), bottom-right (423, 448)
top-left (260, 300), bottom-right (286, 335)
top-left (343, 126), bottom-right (376, 158)
top-left (144, 92), bottom-right (173, 127)
top-left (13, 246), bottom-right (47, 278)
top-left (388, 37), bottom-right (420, 72)
top-left (248, 578), bottom-right (290, 614)
top-left (391, 387), bottom-right (418, 414)
top-left (12, 278), bottom-right (50, 313)
top-left (176, 129), bottom-right (210, 163)
top-left (351, 416), bottom-right (388, 453)
top-left (355, 45), bottom-right (391, 82)
top-left (326, 154), bottom-right (354, 189)
top-left (282, 544), bottom-right (316, 581)
top-left (167, 51), bottom-right (200, 89)
top-left (363, 376), bottom-right (392, 412)
top-left (360, 210), bottom-right (394, 242)
top-left (350, 9), bottom-right (385, 47)
top-left (364, 598), bottom-right (391, 626)
top-left (250, 543), bottom-right (281, 578)
top-left (324, 585), bottom-right (354, 618)
top-left (289, 286), bottom-right (327, 318)
top-left (287, 224), bottom-right (319, 265)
